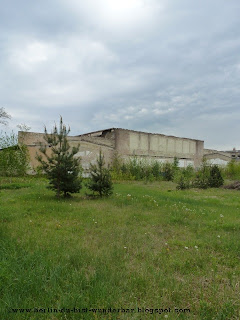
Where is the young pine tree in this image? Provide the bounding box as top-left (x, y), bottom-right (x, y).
top-left (36, 117), bottom-right (82, 198)
top-left (87, 150), bottom-right (113, 197)
top-left (208, 164), bottom-right (224, 188)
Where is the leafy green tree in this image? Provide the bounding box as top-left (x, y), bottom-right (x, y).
top-left (36, 117), bottom-right (82, 198)
top-left (0, 111), bottom-right (29, 178)
top-left (173, 157), bottom-right (179, 170)
top-left (0, 131), bottom-right (29, 177)
top-left (87, 150), bottom-right (113, 197)
top-left (151, 161), bottom-right (162, 180)
top-left (163, 162), bottom-right (174, 181)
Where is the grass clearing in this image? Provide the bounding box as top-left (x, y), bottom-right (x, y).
top-left (0, 177), bottom-right (240, 319)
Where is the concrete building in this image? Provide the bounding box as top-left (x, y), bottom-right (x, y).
top-left (203, 148), bottom-right (240, 166)
top-left (18, 128), bottom-right (205, 173)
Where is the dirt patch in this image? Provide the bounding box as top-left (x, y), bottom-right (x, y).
top-left (223, 181), bottom-right (240, 190)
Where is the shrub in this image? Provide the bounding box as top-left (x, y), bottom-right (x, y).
top-left (193, 159), bottom-right (210, 189)
top-left (224, 160), bottom-right (240, 180)
top-left (182, 165), bottom-right (195, 179)
top-left (176, 175), bottom-right (191, 190)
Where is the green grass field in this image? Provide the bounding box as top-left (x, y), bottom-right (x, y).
top-left (0, 177), bottom-right (240, 319)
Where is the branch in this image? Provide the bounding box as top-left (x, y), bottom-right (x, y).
top-left (0, 107), bottom-right (11, 125)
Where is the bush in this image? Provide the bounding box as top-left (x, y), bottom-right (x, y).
top-left (182, 165), bottom-right (195, 179)
top-left (192, 160), bottom-right (224, 189)
top-left (193, 159), bottom-right (210, 189)
top-left (224, 160), bottom-right (240, 180)
top-left (175, 165), bottom-right (193, 190)
top-left (193, 170), bottom-right (209, 189)
top-left (176, 175), bottom-right (191, 190)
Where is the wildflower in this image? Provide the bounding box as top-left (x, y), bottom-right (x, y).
top-left (124, 246), bottom-right (127, 249)
top-left (127, 194), bottom-right (131, 197)
top-left (165, 243), bottom-right (168, 245)
top-left (217, 235), bottom-right (221, 238)
top-left (220, 214), bottom-right (224, 218)
top-left (194, 246), bottom-right (198, 249)
top-left (184, 246), bottom-right (189, 250)
top-left (95, 222), bottom-right (97, 224)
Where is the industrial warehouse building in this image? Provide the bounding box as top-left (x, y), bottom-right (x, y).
top-left (18, 128), bottom-right (234, 173)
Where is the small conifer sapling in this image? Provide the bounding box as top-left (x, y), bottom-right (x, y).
top-left (87, 150), bottom-right (113, 197)
top-left (208, 164), bottom-right (224, 188)
top-left (36, 117), bottom-right (82, 198)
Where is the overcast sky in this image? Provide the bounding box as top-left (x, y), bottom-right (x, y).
top-left (0, 0), bottom-right (239, 150)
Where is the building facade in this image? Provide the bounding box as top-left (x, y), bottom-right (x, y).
top-left (18, 128), bottom-right (205, 173)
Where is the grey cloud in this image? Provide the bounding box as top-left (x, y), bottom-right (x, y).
top-left (0, 0), bottom-right (239, 149)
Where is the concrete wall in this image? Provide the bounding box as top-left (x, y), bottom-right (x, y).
top-left (19, 128), bottom-right (204, 172)
top-left (18, 131), bottom-right (114, 173)
top-left (115, 129), bottom-right (203, 167)
top-left (203, 149), bottom-right (232, 165)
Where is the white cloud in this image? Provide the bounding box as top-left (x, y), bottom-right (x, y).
top-left (9, 40), bottom-right (55, 71)
top-left (61, 0), bottom-right (165, 38)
